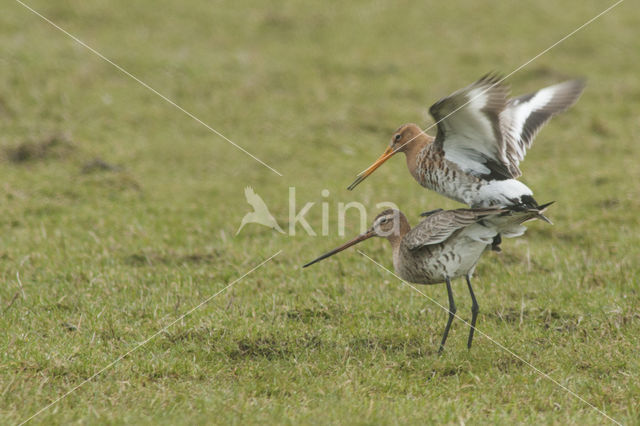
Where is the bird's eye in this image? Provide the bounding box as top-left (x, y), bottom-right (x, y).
top-left (394, 134), bottom-right (402, 142)
top-left (380, 217), bottom-right (388, 224)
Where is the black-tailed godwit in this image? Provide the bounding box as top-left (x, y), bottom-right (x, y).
top-left (303, 204), bottom-right (552, 352)
top-left (347, 75), bottom-right (584, 247)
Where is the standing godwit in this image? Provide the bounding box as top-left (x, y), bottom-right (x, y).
top-left (347, 75), bottom-right (584, 214)
top-left (303, 204), bottom-right (551, 352)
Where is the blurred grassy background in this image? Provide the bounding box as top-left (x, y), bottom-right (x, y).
top-left (1, 0), bottom-right (639, 423)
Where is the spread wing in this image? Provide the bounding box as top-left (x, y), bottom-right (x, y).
top-left (430, 75), bottom-right (585, 180)
top-left (500, 79), bottom-right (586, 177)
top-left (430, 74), bottom-right (513, 181)
top-left (404, 208), bottom-right (503, 251)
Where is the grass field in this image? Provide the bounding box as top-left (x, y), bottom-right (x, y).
top-left (2, 0), bottom-right (640, 424)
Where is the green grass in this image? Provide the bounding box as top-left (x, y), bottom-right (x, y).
top-left (2, 0), bottom-right (640, 424)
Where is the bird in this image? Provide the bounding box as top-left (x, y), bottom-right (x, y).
top-left (347, 75), bottom-right (584, 248)
top-left (303, 204), bottom-right (552, 352)
top-left (236, 187), bottom-right (285, 235)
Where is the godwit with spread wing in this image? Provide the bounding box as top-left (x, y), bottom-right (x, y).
top-left (303, 204), bottom-right (552, 352)
top-left (347, 75), bottom-right (584, 245)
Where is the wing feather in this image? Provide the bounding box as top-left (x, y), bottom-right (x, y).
top-left (500, 79), bottom-right (586, 177)
top-left (430, 75), bottom-right (512, 180)
top-left (430, 76), bottom-right (585, 180)
top-left (404, 208), bottom-right (503, 251)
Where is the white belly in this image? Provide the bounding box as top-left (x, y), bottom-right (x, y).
top-left (472, 179), bottom-right (534, 207)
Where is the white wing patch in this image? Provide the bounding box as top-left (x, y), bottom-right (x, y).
top-left (431, 75), bottom-right (510, 178)
top-left (443, 140), bottom-right (491, 176)
top-left (503, 87), bottom-right (553, 158)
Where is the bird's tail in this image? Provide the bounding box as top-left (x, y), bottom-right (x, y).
top-left (518, 201), bottom-right (555, 225)
top-left (538, 201), bottom-right (555, 223)
top-left (503, 201), bottom-right (555, 226)
top-left (481, 201), bottom-right (555, 239)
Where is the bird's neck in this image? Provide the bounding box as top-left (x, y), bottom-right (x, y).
top-left (402, 134), bottom-right (432, 180)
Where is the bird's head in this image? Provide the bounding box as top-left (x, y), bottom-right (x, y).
top-left (389, 123), bottom-right (424, 153)
top-left (368, 209), bottom-right (407, 238)
top-left (302, 209), bottom-right (409, 268)
top-left (347, 123), bottom-right (424, 190)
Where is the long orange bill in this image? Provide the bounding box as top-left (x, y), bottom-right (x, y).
top-left (347, 146), bottom-right (395, 190)
top-left (303, 231), bottom-right (375, 268)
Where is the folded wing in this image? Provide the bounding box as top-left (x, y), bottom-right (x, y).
top-left (404, 208), bottom-right (504, 251)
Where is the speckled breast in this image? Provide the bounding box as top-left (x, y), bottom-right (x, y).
top-left (415, 149), bottom-right (482, 206)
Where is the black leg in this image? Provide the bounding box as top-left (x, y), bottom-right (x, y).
top-left (465, 274), bottom-right (479, 349)
top-left (438, 277), bottom-right (457, 354)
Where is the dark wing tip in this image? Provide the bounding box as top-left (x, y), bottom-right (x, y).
top-left (477, 72), bottom-right (505, 86)
top-left (553, 78), bottom-right (587, 105)
top-left (428, 98), bottom-right (447, 121)
top-left (429, 72), bottom-right (508, 128)
top-left (476, 72), bottom-right (510, 96)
